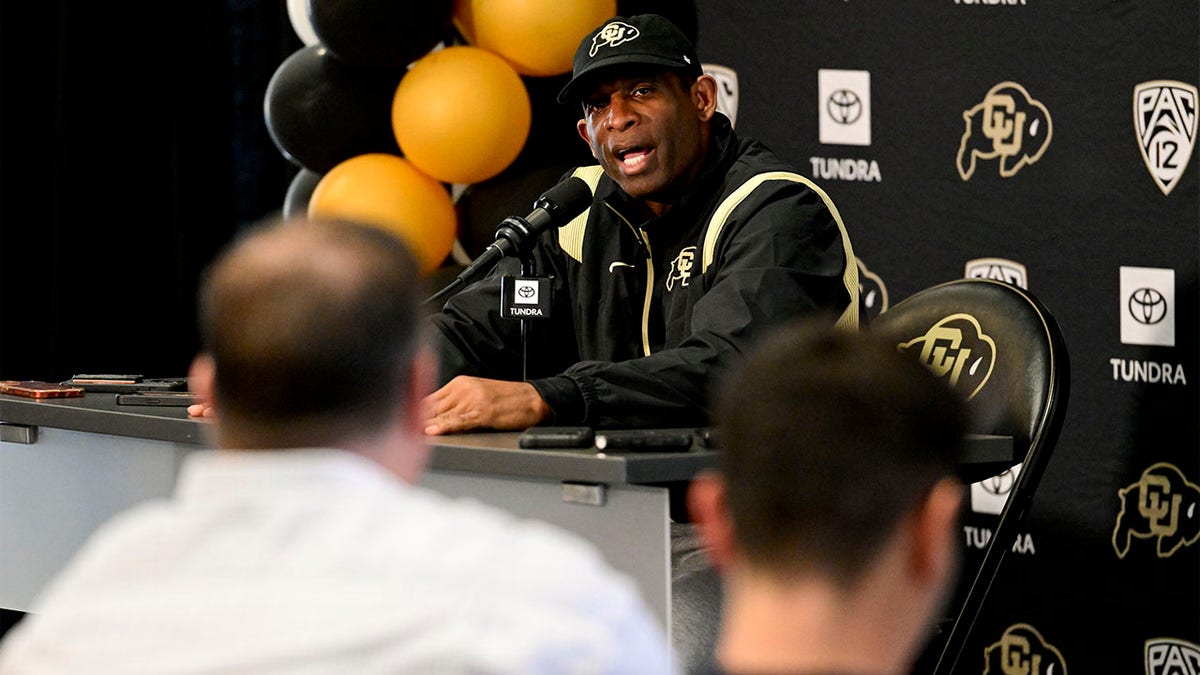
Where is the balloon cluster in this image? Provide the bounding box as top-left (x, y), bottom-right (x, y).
top-left (263, 0), bottom-right (622, 275)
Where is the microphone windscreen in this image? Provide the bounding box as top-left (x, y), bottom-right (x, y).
top-left (538, 176), bottom-right (593, 222)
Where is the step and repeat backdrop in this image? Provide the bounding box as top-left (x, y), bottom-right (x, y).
top-left (688, 1), bottom-right (1197, 673)
top-left (262, 1), bottom-right (1196, 672)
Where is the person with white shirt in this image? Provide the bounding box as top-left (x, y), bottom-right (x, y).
top-left (0, 216), bottom-right (673, 674)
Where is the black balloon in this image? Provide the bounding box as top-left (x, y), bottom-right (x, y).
top-left (518, 73), bottom-right (596, 169)
top-left (308, 0), bottom-right (455, 69)
top-left (455, 159), bottom-right (579, 261)
top-left (264, 45), bottom-right (404, 174)
top-left (617, 0), bottom-right (698, 45)
top-left (283, 168), bottom-right (324, 219)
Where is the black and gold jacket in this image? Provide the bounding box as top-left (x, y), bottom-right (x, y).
top-left (431, 114), bottom-right (858, 428)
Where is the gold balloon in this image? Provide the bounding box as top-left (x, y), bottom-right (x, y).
top-left (308, 153), bottom-right (457, 274)
top-left (392, 46), bottom-right (531, 185)
top-left (455, 0), bottom-right (617, 77)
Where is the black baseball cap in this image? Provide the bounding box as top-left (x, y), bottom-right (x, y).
top-left (557, 14), bottom-right (702, 105)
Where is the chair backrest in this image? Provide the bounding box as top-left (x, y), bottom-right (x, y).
top-left (870, 278), bottom-right (1070, 675)
top-left (871, 278), bottom-right (1069, 477)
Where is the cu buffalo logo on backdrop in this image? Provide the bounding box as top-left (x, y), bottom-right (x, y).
top-left (896, 314), bottom-right (996, 400)
top-left (1112, 462), bottom-right (1200, 559)
top-left (1134, 80), bottom-right (1198, 196)
top-left (984, 624), bottom-right (1068, 675)
top-left (856, 258), bottom-right (888, 323)
top-left (958, 81), bottom-right (1053, 180)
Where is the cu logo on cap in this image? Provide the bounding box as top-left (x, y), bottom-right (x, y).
top-left (590, 21), bottom-right (640, 57)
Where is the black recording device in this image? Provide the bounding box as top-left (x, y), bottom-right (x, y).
top-left (593, 429), bottom-right (696, 452)
top-left (518, 426), bottom-right (595, 449)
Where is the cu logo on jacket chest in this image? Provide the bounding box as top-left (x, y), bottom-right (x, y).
top-left (667, 246), bottom-right (697, 292)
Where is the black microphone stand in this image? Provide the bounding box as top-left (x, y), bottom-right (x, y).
top-left (423, 212), bottom-right (548, 382)
top-left (517, 251), bottom-right (537, 383)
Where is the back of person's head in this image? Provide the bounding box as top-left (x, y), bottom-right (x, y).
top-left (713, 320), bottom-right (969, 587)
top-left (197, 215), bottom-right (423, 449)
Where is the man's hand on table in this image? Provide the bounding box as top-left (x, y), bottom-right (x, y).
top-left (423, 376), bottom-right (551, 435)
top-left (187, 403), bottom-right (215, 419)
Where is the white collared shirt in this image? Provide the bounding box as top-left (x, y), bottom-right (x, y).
top-left (0, 449), bottom-right (673, 674)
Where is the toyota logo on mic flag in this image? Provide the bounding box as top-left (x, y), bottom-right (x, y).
top-left (500, 276), bottom-right (553, 319)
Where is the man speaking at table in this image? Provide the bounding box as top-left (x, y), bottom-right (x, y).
top-left (423, 13), bottom-right (859, 435)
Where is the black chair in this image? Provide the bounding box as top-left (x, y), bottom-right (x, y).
top-left (870, 278), bottom-right (1070, 675)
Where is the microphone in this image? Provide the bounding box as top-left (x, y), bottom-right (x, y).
top-left (425, 177), bottom-right (593, 306)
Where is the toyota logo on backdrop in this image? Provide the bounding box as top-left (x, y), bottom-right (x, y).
top-left (818, 69), bottom-right (871, 146)
top-left (1128, 287), bottom-right (1168, 325)
top-left (1120, 267), bottom-right (1175, 347)
top-left (827, 89), bottom-right (862, 124)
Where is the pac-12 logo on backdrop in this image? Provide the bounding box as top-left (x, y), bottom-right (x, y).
top-left (958, 82), bottom-right (1052, 180)
top-left (1120, 266), bottom-right (1175, 347)
top-left (965, 257), bottom-right (1028, 289)
top-left (703, 64), bottom-right (739, 128)
top-left (818, 69), bottom-right (871, 146)
top-left (1134, 80), bottom-right (1198, 196)
top-left (1145, 638), bottom-right (1200, 675)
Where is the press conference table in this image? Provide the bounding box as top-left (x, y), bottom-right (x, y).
top-left (0, 392), bottom-right (1013, 632)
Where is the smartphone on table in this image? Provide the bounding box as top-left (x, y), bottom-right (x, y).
top-left (115, 392), bottom-right (199, 407)
top-left (0, 381), bottom-right (86, 399)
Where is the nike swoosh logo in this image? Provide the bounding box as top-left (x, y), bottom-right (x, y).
top-left (609, 262), bottom-right (636, 273)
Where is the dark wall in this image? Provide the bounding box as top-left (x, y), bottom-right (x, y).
top-left (0, 1), bottom-right (298, 381)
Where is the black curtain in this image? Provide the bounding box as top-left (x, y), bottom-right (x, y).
top-left (1, 1), bottom-right (299, 381)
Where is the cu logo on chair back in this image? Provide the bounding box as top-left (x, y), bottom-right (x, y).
top-left (896, 313), bottom-right (996, 400)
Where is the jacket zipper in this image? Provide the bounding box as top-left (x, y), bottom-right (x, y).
top-left (608, 203), bottom-right (656, 357)
top-left (638, 228), bottom-right (654, 357)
